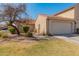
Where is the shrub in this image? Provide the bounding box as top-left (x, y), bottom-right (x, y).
top-left (23, 25), bottom-right (29, 33)
top-left (26, 32), bottom-right (33, 37)
top-left (8, 26), bottom-right (16, 34)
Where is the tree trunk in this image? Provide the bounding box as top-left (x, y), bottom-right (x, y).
top-left (11, 24), bottom-right (20, 35)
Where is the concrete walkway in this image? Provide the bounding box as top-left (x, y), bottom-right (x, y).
top-left (33, 34), bottom-right (54, 40)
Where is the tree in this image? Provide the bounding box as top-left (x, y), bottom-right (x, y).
top-left (0, 4), bottom-right (27, 35)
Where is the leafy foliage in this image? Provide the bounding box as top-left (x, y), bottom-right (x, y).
top-left (0, 4), bottom-right (27, 35)
top-left (23, 25), bottom-right (29, 33)
top-left (8, 26), bottom-right (16, 34)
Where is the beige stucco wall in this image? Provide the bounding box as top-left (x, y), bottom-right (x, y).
top-left (76, 22), bottom-right (79, 28)
top-left (56, 9), bottom-right (74, 19)
top-left (75, 3), bottom-right (79, 20)
top-left (48, 20), bottom-right (74, 35)
top-left (35, 15), bottom-right (48, 34)
top-left (75, 4), bottom-right (79, 28)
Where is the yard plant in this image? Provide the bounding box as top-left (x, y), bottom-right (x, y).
top-left (23, 25), bottom-right (29, 33)
top-left (0, 4), bottom-right (28, 35)
top-left (8, 26), bottom-right (16, 34)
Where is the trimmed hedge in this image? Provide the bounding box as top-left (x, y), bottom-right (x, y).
top-left (23, 25), bottom-right (29, 33)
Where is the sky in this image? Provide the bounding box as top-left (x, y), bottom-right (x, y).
top-left (26, 3), bottom-right (75, 19)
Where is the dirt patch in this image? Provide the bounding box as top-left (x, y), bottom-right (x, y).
top-left (0, 35), bottom-right (38, 45)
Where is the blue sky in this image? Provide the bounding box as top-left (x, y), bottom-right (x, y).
top-left (26, 3), bottom-right (75, 19)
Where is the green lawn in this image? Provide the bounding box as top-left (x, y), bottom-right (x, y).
top-left (0, 39), bottom-right (79, 56)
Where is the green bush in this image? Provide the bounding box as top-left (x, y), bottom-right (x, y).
top-left (8, 26), bottom-right (16, 34)
top-left (26, 32), bottom-right (33, 37)
top-left (23, 25), bottom-right (29, 33)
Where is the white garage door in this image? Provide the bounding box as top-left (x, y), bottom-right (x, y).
top-left (49, 21), bottom-right (72, 35)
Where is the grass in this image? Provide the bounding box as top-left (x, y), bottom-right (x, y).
top-left (0, 38), bottom-right (79, 55)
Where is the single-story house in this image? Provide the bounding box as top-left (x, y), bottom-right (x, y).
top-left (35, 4), bottom-right (79, 35)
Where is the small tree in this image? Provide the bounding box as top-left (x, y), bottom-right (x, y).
top-left (0, 4), bottom-right (27, 35)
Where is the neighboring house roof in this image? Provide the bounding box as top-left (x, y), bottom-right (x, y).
top-left (37, 14), bottom-right (48, 18)
top-left (38, 14), bottom-right (48, 16)
top-left (15, 19), bottom-right (35, 25)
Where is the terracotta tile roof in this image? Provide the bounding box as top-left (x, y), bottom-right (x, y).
top-left (38, 14), bottom-right (48, 16)
top-left (15, 19), bottom-right (35, 25)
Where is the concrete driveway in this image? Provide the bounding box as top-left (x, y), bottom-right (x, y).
top-left (54, 34), bottom-right (79, 44)
top-left (34, 33), bottom-right (79, 44)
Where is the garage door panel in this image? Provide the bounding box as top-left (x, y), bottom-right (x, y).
top-left (48, 21), bottom-right (72, 35)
